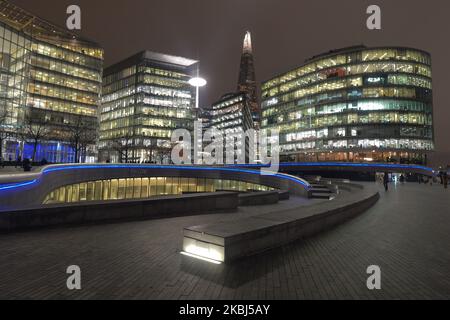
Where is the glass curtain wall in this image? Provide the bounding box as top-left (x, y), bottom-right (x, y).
top-left (43, 177), bottom-right (274, 204)
top-left (261, 46), bottom-right (434, 164)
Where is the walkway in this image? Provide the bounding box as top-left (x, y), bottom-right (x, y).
top-left (0, 182), bottom-right (449, 299)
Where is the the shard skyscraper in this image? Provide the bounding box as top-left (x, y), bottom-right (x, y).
top-left (237, 31), bottom-right (260, 128)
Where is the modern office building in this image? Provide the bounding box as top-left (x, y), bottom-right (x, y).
top-left (261, 45), bottom-right (434, 164)
top-left (99, 51), bottom-right (198, 163)
top-left (196, 107), bottom-right (211, 130)
top-left (237, 31), bottom-right (260, 127)
top-left (208, 92), bottom-right (254, 163)
top-left (200, 31), bottom-right (258, 164)
top-left (0, 0), bottom-right (103, 163)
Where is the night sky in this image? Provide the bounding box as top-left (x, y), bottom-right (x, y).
top-left (10, 0), bottom-right (450, 165)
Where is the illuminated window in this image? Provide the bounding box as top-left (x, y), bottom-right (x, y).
top-left (43, 177), bottom-right (274, 204)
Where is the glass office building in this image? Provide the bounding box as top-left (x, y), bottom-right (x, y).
top-left (261, 46), bottom-right (434, 164)
top-left (99, 51), bottom-right (198, 163)
top-left (200, 32), bottom-right (258, 164)
top-left (207, 92), bottom-right (254, 163)
top-left (0, 0), bottom-right (103, 163)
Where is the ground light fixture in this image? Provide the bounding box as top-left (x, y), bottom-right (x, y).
top-left (180, 251), bottom-right (222, 265)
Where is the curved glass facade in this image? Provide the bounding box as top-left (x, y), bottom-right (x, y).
top-left (43, 177), bottom-right (274, 204)
top-left (261, 46), bottom-right (433, 163)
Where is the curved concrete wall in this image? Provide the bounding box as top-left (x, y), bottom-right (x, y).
top-left (0, 164), bottom-right (311, 211)
top-left (183, 183), bottom-right (380, 263)
top-left (0, 192), bottom-right (240, 232)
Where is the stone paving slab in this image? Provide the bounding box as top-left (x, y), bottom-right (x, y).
top-left (184, 184), bottom-right (377, 240)
top-left (0, 182), bottom-right (449, 299)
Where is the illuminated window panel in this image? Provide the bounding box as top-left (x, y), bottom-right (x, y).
top-left (98, 51), bottom-right (197, 163)
top-left (0, 7), bottom-right (103, 164)
top-left (43, 177), bottom-right (275, 204)
top-left (260, 46), bottom-right (433, 163)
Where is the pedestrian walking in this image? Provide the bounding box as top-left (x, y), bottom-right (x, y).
top-left (443, 171), bottom-right (448, 189)
top-left (383, 172), bottom-right (389, 191)
top-left (22, 158), bottom-right (31, 172)
top-left (16, 155), bottom-right (22, 168)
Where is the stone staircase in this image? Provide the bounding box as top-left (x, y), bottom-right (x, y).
top-left (304, 176), bottom-right (338, 200)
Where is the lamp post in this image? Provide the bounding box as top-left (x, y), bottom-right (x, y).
top-left (188, 77), bottom-right (207, 109)
top-left (188, 74), bottom-right (207, 165)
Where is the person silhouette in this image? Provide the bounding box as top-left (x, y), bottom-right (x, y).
top-left (383, 172), bottom-right (389, 191)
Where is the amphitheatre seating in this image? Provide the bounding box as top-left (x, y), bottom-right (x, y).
top-left (182, 181), bottom-right (379, 263)
top-left (0, 191), bottom-right (239, 232)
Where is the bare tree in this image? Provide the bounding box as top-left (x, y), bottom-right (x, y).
top-left (110, 132), bottom-right (134, 163)
top-left (0, 107), bottom-right (13, 161)
top-left (155, 146), bottom-right (172, 164)
top-left (142, 138), bottom-right (159, 163)
top-left (78, 131), bottom-right (97, 163)
top-left (67, 115), bottom-right (97, 163)
top-left (21, 110), bottom-right (51, 162)
top-left (143, 139), bottom-right (173, 164)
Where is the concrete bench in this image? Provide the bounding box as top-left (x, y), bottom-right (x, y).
top-left (182, 185), bottom-right (379, 263)
top-left (238, 190), bottom-right (280, 206)
top-left (0, 191), bottom-right (238, 232)
top-left (278, 190), bottom-right (290, 200)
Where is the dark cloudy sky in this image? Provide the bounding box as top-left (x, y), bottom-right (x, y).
top-left (10, 0), bottom-right (450, 162)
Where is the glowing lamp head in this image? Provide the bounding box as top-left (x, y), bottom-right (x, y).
top-left (189, 77), bottom-right (207, 87)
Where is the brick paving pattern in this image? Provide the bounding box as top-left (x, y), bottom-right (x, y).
top-left (0, 182), bottom-right (449, 299)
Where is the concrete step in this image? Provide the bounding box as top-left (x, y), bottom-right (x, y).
top-left (308, 179), bottom-right (332, 185)
top-left (304, 176), bottom-right (321, 182)
top-left (310, 192), bottom-right (336, 200)
top-left (309, 188), bottom-right (332, 194)
top-left (309, 184), bottom-right (329, 189)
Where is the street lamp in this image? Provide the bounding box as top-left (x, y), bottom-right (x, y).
top-left (189, 74), bottom-right (207, 165)
top-left (189, 77), bottom-right (207, 109)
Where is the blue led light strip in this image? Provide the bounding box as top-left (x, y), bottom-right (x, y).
top-left (228, 162), bottom-right (434, 173)
top-left (0, 165), bottom-right (311, 192)
top-left (0, 179), bottom-right (38, 191)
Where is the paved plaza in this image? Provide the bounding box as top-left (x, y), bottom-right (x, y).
top-left (0, 182), bottom-right (449, 299)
